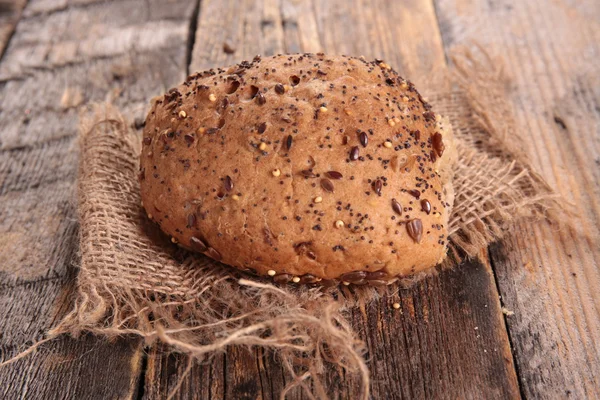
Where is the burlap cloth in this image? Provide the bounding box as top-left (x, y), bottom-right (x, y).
top-left (26, 49), bottom-right (562, 399)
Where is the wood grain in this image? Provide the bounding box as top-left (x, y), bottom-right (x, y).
top-left (2, 0), bottom-right (596, 398)
top-left (434, 0), bottom-right (600, 398)
top-left (0, 274), bottom-right (144, 400)
top-left (145, 1), bottom-right (520, 398)
top-left (0, 0), bottom-right (26, 60)
top-left (0, 0), bottom-right (198, 398)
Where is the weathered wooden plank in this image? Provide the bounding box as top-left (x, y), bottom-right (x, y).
top-left (146, 0), bottom-right (520, 398)
top-left (434, 0), bottom-right (600, 398)
top-left (0, 0), bottom-right (199, 398)
top-left (0, 275), bottom-right (144, 400)
top-left (0, 0), bottom-right (27, 59)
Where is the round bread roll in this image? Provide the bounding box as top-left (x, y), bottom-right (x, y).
top-left (140, 54), bottom-right (455, 285)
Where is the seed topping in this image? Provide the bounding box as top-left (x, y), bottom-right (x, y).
top-left (406, 219), bottom-right (423, 243)
top-left (320, 178), bottom-right (334, 192)
top-left (325, 171), bottom-right (343, 180)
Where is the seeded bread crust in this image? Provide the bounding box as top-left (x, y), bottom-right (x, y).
top-left (140, 53), bottom-right (454, 285)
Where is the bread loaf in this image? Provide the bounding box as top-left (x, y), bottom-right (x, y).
top-left (140, 53), bottom-right (455, 285)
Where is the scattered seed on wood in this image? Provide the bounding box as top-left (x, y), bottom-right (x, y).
top-left (223, 42), bottom-right (236, 54)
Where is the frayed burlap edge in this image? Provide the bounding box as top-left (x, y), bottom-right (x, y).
top-left (1, 48), bottom-right (562, 400)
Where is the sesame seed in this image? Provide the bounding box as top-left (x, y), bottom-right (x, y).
top-left (393, 302), bottom-right (400, 309)
top-left (209, 93), bottom-right (217, 102)
top-left (267, 269), bottom-right (276, 276)
top-left (343, 281), bottom-right (350, 286)
top-left (272, 168), bottom-right (281, 177)
top-left (292, 276), bottom-right (300, 283)
top-left (344, 108), bottom-right (352, 115)
top-left (402, 96), bottom-right (409, 102)
top-left (314, 196), bottom-right (323, 203)
top-left (198, 127), bottom-right (206, 134)
top-left (171, 237), bottom-right (178, 243)
top-left (319, 106), bottom-right (328, 113)
top-left (394, 117), bottom-right (400, 123)
top-left (335, 220), bottom-right (345, 228)
top-left (232, 194), bottom-right (240, 201)
top-left (384, 141), bottom-right (393, 148)
top-left (178, 110), bottom-right (187, 118)
top-left (147, 213), bottom-right (153, 219)
top-left (259, 142), bottom-right (267, 151)
top-left (388, 119), bottom-right (396, 127)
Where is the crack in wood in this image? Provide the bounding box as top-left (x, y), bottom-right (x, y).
top-left (134, 348), bottom-right (149, 400)
top-left (185, 0), bottom-right (201, 76)
top-left (487, 245), bottom-right (527, 400)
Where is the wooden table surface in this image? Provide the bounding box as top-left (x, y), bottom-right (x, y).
top-left (0, 0), bottom-right (598, 399)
